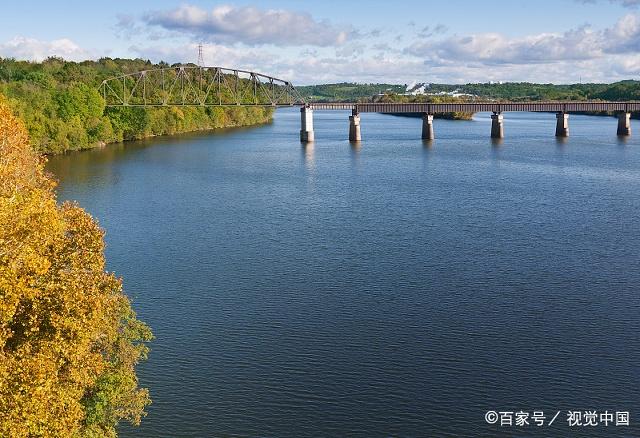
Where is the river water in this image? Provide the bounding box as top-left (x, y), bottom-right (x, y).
top-left (47, 109), bottom-right (640, 437)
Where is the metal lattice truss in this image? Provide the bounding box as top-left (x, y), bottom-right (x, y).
top-left (100, 66), bottom-right (305, 107)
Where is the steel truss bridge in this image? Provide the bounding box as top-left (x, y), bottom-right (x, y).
top-left (100, 66), bottom-right (304, 107)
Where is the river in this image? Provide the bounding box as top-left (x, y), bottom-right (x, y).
top-left (47, 109), bottom-right (640, 437)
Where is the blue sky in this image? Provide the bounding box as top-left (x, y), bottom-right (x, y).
top-left (2, 0), bottom-right (640, 84)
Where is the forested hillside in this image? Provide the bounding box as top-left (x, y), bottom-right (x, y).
top-left (374, 93), bottom-right (473, 120)
top-left (297, 81), bottom-right (640, 102)
top-left (0, 57), bottom-right (273, 154)
top-left (427, 80), bottom-right (640, 101)
top-left (296, 82), bottom-right (405, 102)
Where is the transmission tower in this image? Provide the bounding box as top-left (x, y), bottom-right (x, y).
top-left (197, 44), bottom-right (204, 67)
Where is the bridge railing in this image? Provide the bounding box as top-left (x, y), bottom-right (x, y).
top-left (100, 66), bottom-right (305, 107)
top-left (307, 102), bottom-right (640, 113)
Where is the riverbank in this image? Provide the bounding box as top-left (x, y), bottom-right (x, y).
top-left (100, 105), bottom-right (273, 150)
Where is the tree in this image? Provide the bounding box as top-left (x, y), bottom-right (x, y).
top-left (0, 96), bottom-right (152, 437)
top-left (55, 83), bottom-right (104, 122)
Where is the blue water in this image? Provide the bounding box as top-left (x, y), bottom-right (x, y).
top-left (47, 109), bottom-right (640, 437)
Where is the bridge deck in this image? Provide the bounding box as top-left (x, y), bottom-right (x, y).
top-left (307, 102), bottom-right (640, 113)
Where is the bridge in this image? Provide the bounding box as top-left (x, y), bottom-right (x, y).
top-left (302, 102), bottom-right (638, 142)
top-left (100, 66), bottom-right (304, 107)
top-left (100, 66), bottom-right (637, 142)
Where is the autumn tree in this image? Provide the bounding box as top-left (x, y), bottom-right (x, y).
top-left (0, 95), bottom-right (152, 437)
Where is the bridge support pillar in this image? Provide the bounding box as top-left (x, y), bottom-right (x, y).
top-left (617, 112), bottom-right (631, 136)
top-left (556, 112), bottom-right (569, 137)
top-left (349, 110), bottom-right (361, 142)
top-left (422, 113), bottom-right (434, 140)
top-left (300, 106), bottom-right (315, 143)
top-left (491, 112), bottom-right (504, 138)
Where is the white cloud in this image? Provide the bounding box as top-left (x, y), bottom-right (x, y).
top-left (335, 42), bottom-right (366, 58)
top-left (127, 42), bottom-right (424, 85)
top-left (611, 53), bottom-right (640, 74)
top-left (407, 26), bottom-right (603, 65)
top-left (405, 12), bottom-right (640, 77)
top-left (127, 32), bottom-right (640, 86)
top-left (612, 0), bottom-right (640, 6)
top-left (0, 36), bottom-right (90, 62)
top-left (579, 0), bottom-right (640, 7)
top-left (139, 4), bottom-right (352, 47)
top-left (603, 12), bottom-right (640, 52)
top-left (122, 4), bottom-right (640, 84)
top-left (3, 9), bottom-right (640, 86)
top-left (129, 42), bottom-right (274, 72)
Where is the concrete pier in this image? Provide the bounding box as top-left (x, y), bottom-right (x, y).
top-left (617, 112), bottom-right (631, 136)
top-left (349, 110), bottom-right (362, 142)
top-left (555, 112), bottom-right (569, 137)
top-left (422, 113), bottom-right (435, 140)
top-left (300, 106), bottom-right (314, 143)
top-left (491, 112), bottom-right (504, 138)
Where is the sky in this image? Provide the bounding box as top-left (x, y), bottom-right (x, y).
top-left (3, 0), bottom-right (640, 85)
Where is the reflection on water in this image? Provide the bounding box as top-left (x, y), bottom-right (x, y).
top-left (491, 137), bottom-right (504, 148)
top-left (47, 110), bottom-right (640, 438)
top-left (617, 135), bottom-right (631, 147)
top-left (301, 143), bottom-right (315, 169)
top-left (349, 141), bottom-right (362, 152)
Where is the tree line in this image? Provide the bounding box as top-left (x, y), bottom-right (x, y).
top-left (297, 81), bottom-right (640, 103)
top-left (0, 57), bottom-right (273, 154)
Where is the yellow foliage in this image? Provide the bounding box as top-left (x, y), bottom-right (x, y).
top-left (0, 96), bottom-right (151, 437)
